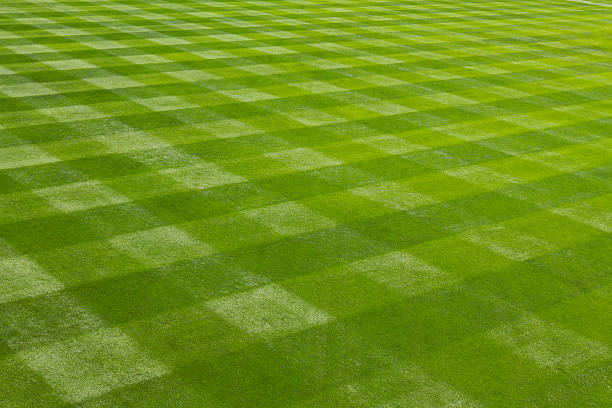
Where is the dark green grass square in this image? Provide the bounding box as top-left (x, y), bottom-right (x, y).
top-left (420, 336), bottom-right (551, 407)
top-left (182, 215), bottom-right (280, 252)
top-left (350, 210), bottom-right (447, 249)
top-left (141, 183), bottom-right (283, 224)
top-left (70, 254), bottom-right (260, 324)
top-left (171, 323), bottom-right (392, 407)
top-left (543, 286), bottom-right (612, 346)
top-left (0, 293), bottom-right (102, 351)
top-left (0, 192), bottom-right (60, 225)
top-left (318, 141), bottom-right (384, 162)
top-left (0, 358), bottom-right (65, 408)
top-left (182, 134), bottom-right (294, 161)
top-left (358, 114), bottom-right (419, 133)
top-left (31, 241), bottom-right (146, 285)
top-left (253, 172), bottom-right (338, 200)
top-left (409, 191), bottom-right (539, 234)
top-left (502, 172), bottom-right (612, 208)
top-left (405, 172), bottom-right (487, 201)
top-left (4, 161), bottom-right (86, 190)
top-left (437, 142), bottom-right (510, 164)
top-left (232, 226), bottom-right (390, 281)
top-left (310, 164), bottom-right (381, 188)
top-left (69, 154), bottom-right (149, 179)
top-left (527, 236), bottom-right (612, 292)
top-left (103, 172), bottom-right (184, 200)
top-left (139, 190), bottom-right (230, 224)
top-left (351, 154), bottom-right (431, 181)
top-left (303, 191), bottom-right (392, 223)
top-left (468, 263), bottom-right (581, 312)
top-left (479, 129), bottom-right (570, 154)
top-left (74, 202), bottom-right (164, 238)
top-left (0, 214), bottom-right (101, 254)
top-left (282, 267), bottom-right (398, 317)
top-left (123, 305), bottom-right (253, 366)
top-left (347, 285), bottom-right (521, 359)
top-left (409, 236), bottom-right (516, 279)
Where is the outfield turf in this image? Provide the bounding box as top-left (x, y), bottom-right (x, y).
top-left (1, 0), bottom-right (611, 406)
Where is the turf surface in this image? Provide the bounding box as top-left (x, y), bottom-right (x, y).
top-left (1, 0), bottom-right (611, 406)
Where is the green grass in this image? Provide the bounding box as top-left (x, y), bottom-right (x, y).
top-left (1, 0), bottom-right (611, 406)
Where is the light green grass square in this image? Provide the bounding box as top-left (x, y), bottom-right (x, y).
top-left (285, 109), bottom-right (344, 126)
top-left (85, 75), bottom-right (141, 89)
top-left (35, 181), bottom-right (130, 212)
top-left (82, 40), bottom-right (128, 50)
top-left (350, 251), bottom-right (452, 295)
top-left (240, 63), bottom-right (287, 75)
top-left (110, 226), bottom-right (215, 267)
top-left (253, 46), bottom-right (296, 55)
top-left (136, 96), bottom-right (198, 111)
top-left (221, 88), bottom-right (278, 102)
top-left (358, 135), bottom-right (424, 155)
top-left (461, 224), bottom-right (555, 261)
top-left (363, 74), bottom-right (405, 87)
top-left (488, 316), bottom-right (610, 372)
top-left (295, 80), bottom-right (345, 94)
top-left (122, 54), bottom-right (170, 64)
top-left (6, 44), bottom-right (56, 54)
top-left (38, 105), bottom-right (105, 122)
top-left (43, 59), bottom-right (96, 70)
top-left (160, 163), bottom-right (245, 189)
top-left (206, 284), bottom-right (331, 339)
top-left (445, 165), bottom-right (522, 190)
top-left (0, 82), bottom-right (56, 97)
top-left (0, 257), bottom-right (63, 304)
top-left (352, 181), bottom-right (438, 210)
top-left (265, 147), bottom-right (342, 171)
top-left (193, 50), bottom-right (234, 59)
top-left (243, 201), bottom-right (336, 235)
top-left (18, 328), bottom-right (168, 403)
top-left (358, 100), bottom-right (415, 115)
top-left (168, 69), bottom-right (218, 81)
top-left (551, 195), bottom-right (612, 232)
top-left (0, 144), bottom-right (58, 170)
top-left (195, 118), bottom-right (261, 138)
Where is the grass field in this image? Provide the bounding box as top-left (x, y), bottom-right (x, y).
top-left (1, 0), bottom-right (611, 406)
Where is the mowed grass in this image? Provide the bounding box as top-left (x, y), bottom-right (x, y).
top-left (0, 0), bottom-right (611, 406)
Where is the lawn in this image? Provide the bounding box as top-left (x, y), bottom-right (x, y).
top-left (0, 0), bottom-right (611, 406)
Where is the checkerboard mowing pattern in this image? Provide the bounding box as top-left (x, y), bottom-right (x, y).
top-left (0, 0), bottom-right (611, 406)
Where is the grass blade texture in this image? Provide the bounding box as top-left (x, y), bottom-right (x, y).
top-left (0, 0), bottom-right (611, 407)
